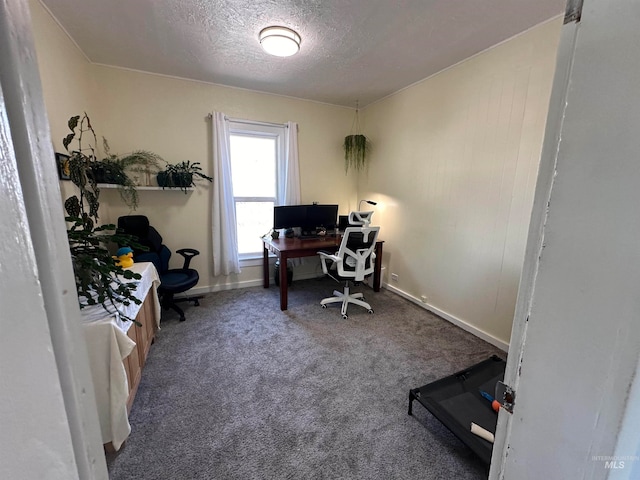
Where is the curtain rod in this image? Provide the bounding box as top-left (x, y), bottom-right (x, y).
top-left (207, 113), bottom-right (287, 128)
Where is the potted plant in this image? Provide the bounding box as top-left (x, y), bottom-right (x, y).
top-left (74, 134), bottom-right (162, 210)
top-left (98, 142), bottom-right (163, 209)
top-left (343, 103), bottom-right (370, 173)
top-left (88, 158), bottom-right (127, 185)
top-left (97, 142), bottom-right (162, 184)
top-left (62, 113), bottom-right (144, 322)
top-left (157, 160), bottom-right (213, 193)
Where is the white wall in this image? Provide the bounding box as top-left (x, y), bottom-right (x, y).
top-left (91, 66), bottom-right (357, 288)
top-left (361, 18), bottom-right (562, 347)
top-left (29, 0), bottom-right (101, 205)
top-left (30, 0), bottom-right (99, 143)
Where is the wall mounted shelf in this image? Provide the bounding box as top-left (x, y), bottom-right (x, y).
top-left (97, 183), bottom-right (193, 191)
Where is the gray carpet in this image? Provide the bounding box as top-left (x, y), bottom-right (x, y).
top-left (106, 277), bottom-right (503, 479)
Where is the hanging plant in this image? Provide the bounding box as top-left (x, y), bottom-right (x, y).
top-left (343, 134), bottom-right (369, 172)
top-left (343, 102), bottom-right (370, 173)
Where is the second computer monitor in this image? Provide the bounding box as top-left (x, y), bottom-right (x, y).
top-left (306, 204), bottom-right (338, 230)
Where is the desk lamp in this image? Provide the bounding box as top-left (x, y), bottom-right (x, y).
top-left (358, 199), bottom-right (377, 211)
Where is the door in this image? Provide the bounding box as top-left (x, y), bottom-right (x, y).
top-left (0, 0), bottom-right (108, 478)
top-left (490, 1), bottom-right (640, 478)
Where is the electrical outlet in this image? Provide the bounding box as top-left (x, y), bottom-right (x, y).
top-left (391, 273), bottom-right (399, 282)
top-left (420, 295), bottom-right (428, 303)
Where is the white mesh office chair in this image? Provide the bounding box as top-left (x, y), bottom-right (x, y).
top-left (318, 211), bottom-right (380, 319)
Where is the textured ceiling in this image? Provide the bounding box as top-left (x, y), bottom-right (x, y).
top-left (39, 0), bottom-right (565, 108)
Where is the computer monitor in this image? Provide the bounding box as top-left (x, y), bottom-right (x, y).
top-left (273, 204), bottom-right (339, 234)
top-left (305, 204), bottom-right (338, 230)
top-left (338, 215), bottom-right (350, 232)
top-left (273, 205), bottom-right (307, 230)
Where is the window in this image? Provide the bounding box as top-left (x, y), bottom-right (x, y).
top-left (229, 122), bottom-right (285, 258)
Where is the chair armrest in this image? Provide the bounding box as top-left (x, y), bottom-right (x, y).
top-left (318, 251), bottom-right (338, 260)
top-left (176, 248), bottom-right (200, 269)
top-left (318, 251), bottom-right (339, 275)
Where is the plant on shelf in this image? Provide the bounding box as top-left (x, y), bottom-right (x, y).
top-left (343, 101), bottom-right (370, 173)
top-left (156, 160), bottom-right (213, 193)
top-left (95, 141), bottom-right (163, 209)
top-left (62, 113), bottom-right (144, 323)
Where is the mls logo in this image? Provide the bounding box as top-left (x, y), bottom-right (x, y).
top-left (605, 461), bottom-right (625, 469)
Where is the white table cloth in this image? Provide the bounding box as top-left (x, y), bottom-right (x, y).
top-left (81, 262), bottom-right (161, 450)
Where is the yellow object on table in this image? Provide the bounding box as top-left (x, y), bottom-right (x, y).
top-left (113, 246), bottom-right (134, 268)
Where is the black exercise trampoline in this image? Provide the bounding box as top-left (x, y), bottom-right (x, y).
top-left (408, 355), bottom-right (506, 465)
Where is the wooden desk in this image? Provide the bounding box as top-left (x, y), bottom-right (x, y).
top-left (262, 235), bottom-right (384, 310)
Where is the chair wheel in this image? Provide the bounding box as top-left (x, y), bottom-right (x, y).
top-left (193, 299), bottom-right (200, 306)
top-left (321, 304), bottom-right (327, 309)
top-left (368, 309), bottom-right (374, 314)
top-left (342, 314), bottom-right (348, 320)
top-left (179, 316), bottom-right (186, 322)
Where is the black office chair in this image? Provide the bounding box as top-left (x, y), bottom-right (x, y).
top-left (117, 215), bottom-right (202, 322)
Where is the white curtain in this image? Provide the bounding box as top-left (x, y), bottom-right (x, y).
top-left (282, 121), bottom-right (302, 266)
top-left (281, 121), bottom-right (301, 205)
top-left (211, 112), bottom-right (241, 275)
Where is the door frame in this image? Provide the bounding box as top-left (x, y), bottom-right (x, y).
top-left (0, 1), bottom-right (107, 478)
top-left (489, 14), bottom-right (580, 480)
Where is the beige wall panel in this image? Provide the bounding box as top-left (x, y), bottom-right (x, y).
top-left (361, 18), bottom-right (562, 345)
top-left (29, 0), bottom-right (100, 150)
top-left (29, 0), bottom-right (103, 205)
top-left (88, 66), bottom-right (356, 286)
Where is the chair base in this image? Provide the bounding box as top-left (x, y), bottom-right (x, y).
top-left (161, 291), bottom-right (203, 322)
top-left (320, 284), bottom-right (374, 319)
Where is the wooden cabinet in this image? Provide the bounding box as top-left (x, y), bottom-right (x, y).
top-left (122, 291), bottom-right (158, 412)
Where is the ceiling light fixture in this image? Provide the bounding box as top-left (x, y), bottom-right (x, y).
top-left (259, 26), bottom-right (301, 57)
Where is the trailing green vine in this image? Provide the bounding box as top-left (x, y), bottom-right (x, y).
top-left (63, 113), bottom-right (143, 322)
top-left (343, 134), bottom-right (369, 172)
top-left (100, 140), bottom-right (162, 209)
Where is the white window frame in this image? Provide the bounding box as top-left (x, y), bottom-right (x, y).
top-left (228, 120), bottom-right (286, 262)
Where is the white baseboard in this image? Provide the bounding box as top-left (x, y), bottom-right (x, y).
top-left (177, 279), bottom-right (262, 296)
top-left (383, 283), bottom-right (510, 352)
top-left (176, 270), bottom-right (324, 297)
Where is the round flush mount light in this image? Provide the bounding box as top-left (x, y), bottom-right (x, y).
top-left (259, 26), bottom-right (301, 57)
